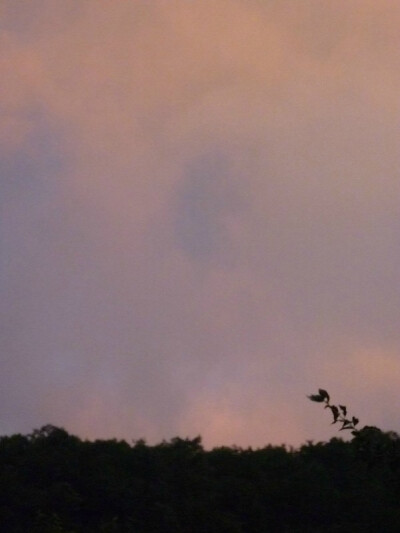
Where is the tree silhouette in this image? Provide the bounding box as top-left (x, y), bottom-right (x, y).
top-left (0, 405), bottom-right (399, 531)
top-left (308, 388), bottom-right (400, 480)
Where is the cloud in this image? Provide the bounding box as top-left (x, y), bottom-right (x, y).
top-left (0, 0), bottom-right (399, 445)
top-left (173, 149), bottom-right (244, 265)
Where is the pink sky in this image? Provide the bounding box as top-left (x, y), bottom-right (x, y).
top-left (1, 1), bottom-right (399, 447)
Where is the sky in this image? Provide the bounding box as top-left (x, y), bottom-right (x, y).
top-left (0, 0), bottom-right (399, 448)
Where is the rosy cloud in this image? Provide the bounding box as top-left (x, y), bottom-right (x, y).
top-left (1, 1), bottom-right (399, 446)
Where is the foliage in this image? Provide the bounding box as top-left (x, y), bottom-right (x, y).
top-left (308, 389), bottom-right (360, 433)
top-left (307, 389), bottom-right (400, 465)
top-left (0, 420), bottom-right (399, 532)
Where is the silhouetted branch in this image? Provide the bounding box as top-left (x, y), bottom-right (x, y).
top-left (308, 389), bottom-right (360, 435)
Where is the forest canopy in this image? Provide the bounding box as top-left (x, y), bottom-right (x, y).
top-left (1, 420), bottom-right (400, 532)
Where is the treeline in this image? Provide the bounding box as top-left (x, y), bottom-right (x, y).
top-left (1, 424), bottom-right (400, 532)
